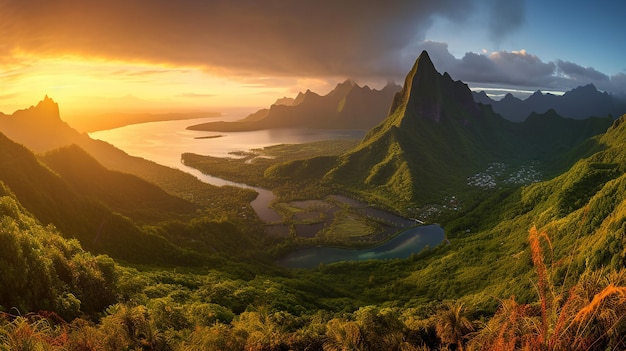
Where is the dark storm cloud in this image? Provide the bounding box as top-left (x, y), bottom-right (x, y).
top-left (0, 0), bottom-right (477, 78)
top-left (485, 0), bottom-right (526, 45)
top-left (4, 0), bottom-right (622, 95)
top-left (421, 42), bottom-right (626, 95)
top-left (557, 60), bottom-right (610, 81)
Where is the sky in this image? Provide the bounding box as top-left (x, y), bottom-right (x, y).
top-left (1, 0), bottom-right (625, 121)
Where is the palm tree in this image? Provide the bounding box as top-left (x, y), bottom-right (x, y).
top-left (323, 318), bottom-right (365, 351)
top-left (433, 301), bottom-right (474, 351)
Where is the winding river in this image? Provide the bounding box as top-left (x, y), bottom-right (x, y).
top-left (91, 117), bottom-right (445, 266)
top-left (91, 116), bottom-right (362, 223)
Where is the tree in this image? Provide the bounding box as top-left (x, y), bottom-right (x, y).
top-left (433, 301), bottom-right (474, 351)
top-left (323, 318), bottom-right (365, 351)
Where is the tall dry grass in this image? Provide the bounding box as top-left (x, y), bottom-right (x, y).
top-left (468, 226), bottom-right (626, 351)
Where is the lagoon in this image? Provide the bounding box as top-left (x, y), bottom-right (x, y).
top-left (277, 224), bottom-right (445, 269)
top-left (91, 117), bottom-right (445, 264)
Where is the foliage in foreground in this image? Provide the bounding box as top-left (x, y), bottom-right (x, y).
top-left (2, 227), bottom-right (625, 351)
top-left (0, 191), bottom-right (117, 321)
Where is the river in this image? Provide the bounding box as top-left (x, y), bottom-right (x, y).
top-left (90, 117), bottom-right (364, 222)
top-left (90, 117), bottom-right (445, 266)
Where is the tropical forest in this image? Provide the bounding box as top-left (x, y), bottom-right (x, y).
top-left (2, 1), bottom-right (626, 350)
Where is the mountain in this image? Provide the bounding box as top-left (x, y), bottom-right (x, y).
top-left (320, 51), bottom-right (512, 205)
top-left (0, 132), bottom-right (189, 262)
top-left (187, 80), bottom-right (401, 132)
top-left (0, 130), bottom-right (262, 264)
top-left (0, 96), bottom-right (255, 209)
top-left (0, 96), bottom-right (79, 152)
top-left (473, 84), bottom-right (626, 122)
top-left (41, 144), bottom-right (196, 222)
top-left (267, 51), bottom-right (612, 209)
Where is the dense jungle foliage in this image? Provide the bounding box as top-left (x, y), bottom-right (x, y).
top-left (3, 115), bottom-right (626, 349)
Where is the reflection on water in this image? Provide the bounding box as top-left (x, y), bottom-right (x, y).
top-left (91, 117), bottom-right (365, 163)
top-left (90, 117), bottom-right (446, 264)
top-left (277, 224), bottom-right (445, 269)
top-left (90, 117), bottom-right (364, 223)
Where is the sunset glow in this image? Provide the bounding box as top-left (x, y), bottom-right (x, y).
top-left (3, 2), bottom-right (626, 348)
top-left (2, 55), bottom-right (297, 115)
top-left (1, 0), bottom-right (625, 127)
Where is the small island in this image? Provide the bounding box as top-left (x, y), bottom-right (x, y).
top-left (194, 134), bottom-right (224, 139)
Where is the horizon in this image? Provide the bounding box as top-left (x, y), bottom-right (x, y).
top-left (1, 0), bottom-right (625, 122)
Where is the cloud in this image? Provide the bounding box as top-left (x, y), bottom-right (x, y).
top-left (3, 1), bottom-right (622, 97)
top-left (609, 73), bottom-right (626, 95)
top-left (416, 41), bottom-right (626, 96)
top-left (556, 60), bottom-right (610, 81)
top-left (0, 0), bottom-right (501, 80)
top-left (0, 93), bottom-right (19, 101)
top-left (487, 50), bottom-right (556, 86)
top-left (485, 0), bottom-right (525, 45)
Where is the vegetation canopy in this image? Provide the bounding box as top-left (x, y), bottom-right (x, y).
top-left (1, 51), bottom-right (626, 350)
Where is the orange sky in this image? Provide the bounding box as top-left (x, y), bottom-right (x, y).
top-left (2, 0), bottom-right (625, 124)
top-left (0, 53), bottom-right (340, 120)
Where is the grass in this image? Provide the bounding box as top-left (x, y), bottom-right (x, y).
top-left (181, 139), bottom-right (359, 189)
top-left (321, 213), bottom-right (379, 239)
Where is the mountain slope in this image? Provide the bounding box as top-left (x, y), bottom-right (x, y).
top-left (267, 51), bottom-right (612, 211)
top-left (41, 144), bottom-right (196, 222)
top-left (0, 96), bottom-right (256, 212)
top-left (0, 186), bottom-right (117, 318)
top-left (187, 80), bottom-right (401, 132)
top-left (0, 132), bottom-right (186, 262)
top-left (0, 132), bottom-right (260, 264)
top-left (473, 84), bottom-right (626, 122)
top-left (323, 51), bottom-right (519, 206)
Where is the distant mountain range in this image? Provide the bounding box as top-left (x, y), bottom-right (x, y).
top-left (73, 111), bottom-right (222, 133)
top-left (473, 84), bottom-right (626, 122)
top-left (187, 80), bottom-right (401, 132)
top-left (267, 51), bottom-right (614, 209)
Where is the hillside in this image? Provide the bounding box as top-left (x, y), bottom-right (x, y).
top-left (41, 144), bottom-right (197, 223)
top-left (473, 84), bottom-right (626, 122)
top-left (268, 51), bottom-right (612, 210)
top-left (0, 131), bottom-right (263, 264)
top-left (0, 186), bottom-right (117, 318)
top-left (0, 132), bottom-right (185, 262)
top-left (0, 96), bottom-right (257, 211)
top-left (187, 80), bottom-right (401, 132)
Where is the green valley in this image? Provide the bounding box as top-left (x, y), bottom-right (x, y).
top-left (1, 51), bottom-right (626, 350)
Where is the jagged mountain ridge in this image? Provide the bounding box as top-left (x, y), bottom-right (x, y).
top-left (473, 84), bottom-right (626, 122)
top-left (269, 51), bottom-right (613, 209)
top-left (187, 80), bottom-right (401, 132)
top-left (324, 51), bottom-right (512, 205)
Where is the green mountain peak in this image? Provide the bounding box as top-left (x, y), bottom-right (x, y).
top-left (318, 51), bottom-right (611, 209)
